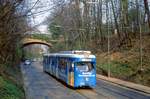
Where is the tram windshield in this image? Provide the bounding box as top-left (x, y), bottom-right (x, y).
top-left (75, 62), bottom-right (94, 72)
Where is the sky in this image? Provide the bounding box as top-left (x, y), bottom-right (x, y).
top-left (27, 0), bottom-right (53, 34)
top-left (25, 0), bottom-right (53, 53)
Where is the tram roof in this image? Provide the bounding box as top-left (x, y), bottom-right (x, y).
top-left (43, 52), bottom-right (95, 58)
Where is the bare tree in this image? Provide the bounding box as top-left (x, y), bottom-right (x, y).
top-left (0, 0), bottom-right (30, 74)
top-left (143, 0), bottom-right (150, 30)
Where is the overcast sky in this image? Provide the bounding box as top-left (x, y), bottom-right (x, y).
top-left (27, 0), bottom-right (53, 34)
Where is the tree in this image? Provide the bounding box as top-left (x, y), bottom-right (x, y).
top-left (0, 0), bottom-right (29, 73)
top-left (143, 0), bottom-right (150, 30)
top-left (111, 0), bottom-right (121, 38)
top-left (48, 0), bottom-right (150, 51)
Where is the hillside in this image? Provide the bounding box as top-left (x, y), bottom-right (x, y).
top-left (96, 35), bottom-right (150, 87)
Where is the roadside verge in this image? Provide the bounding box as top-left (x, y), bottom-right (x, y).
top-left (97, 74), bottom-right (150, 94)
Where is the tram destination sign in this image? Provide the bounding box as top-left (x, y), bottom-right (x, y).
top-left (81, 58), bottom-right (92, 61)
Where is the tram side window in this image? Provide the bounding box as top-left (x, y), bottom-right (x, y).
top-left (43, 57), bottom-right (45, 64)
top-left (52, 59), bottom-right (55, 66)
top-left (47, 57), bottom-right (49, 65)
top-left (45, 57), bottom-right (47, 64)
top-left (49, 57), bottom-right (52, 65)
top-left (58, 59), bottom-right (67, 70)
top-left (47, 58), bottom-right (48, 64)
top-left (47, 57), bottom-right (49, 64)
top-left (49, 58), bottom-right (52, 66)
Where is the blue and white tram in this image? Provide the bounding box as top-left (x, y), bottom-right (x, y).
top-left (43, 51), bottom-right (96, 87)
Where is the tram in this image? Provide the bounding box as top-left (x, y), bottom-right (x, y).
top-left (43, 51), bottom-right (96, 87)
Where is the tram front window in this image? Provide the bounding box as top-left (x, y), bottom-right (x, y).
top-left (75, 62), bottom-right (94, 72)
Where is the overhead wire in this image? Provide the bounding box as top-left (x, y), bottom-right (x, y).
top-left (11, 0), bottom-right (66, 21)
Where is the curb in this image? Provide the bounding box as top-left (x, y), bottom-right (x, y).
top-left (97, 74), bottom-right (150, 95)
top-left (20, 64), bottom-right (30, 99)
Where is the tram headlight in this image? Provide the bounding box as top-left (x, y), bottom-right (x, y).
top-left (86, 77), bottom-right (89, 81)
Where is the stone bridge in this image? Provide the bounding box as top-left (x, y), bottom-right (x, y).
top-left (22, 38), bottom-right (54, 48)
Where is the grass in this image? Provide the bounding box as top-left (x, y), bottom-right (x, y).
top-left (0, 64), bottom-right (25, 99)
top-left (97, 60), bottom-right (133, 79)
top-left (0, 76), bottom-right (24, 99)
top-left (96, 35), bottom-right (150, 87)
top-left (97, 60), bottom-right (150, 86)
top-left (96, 51), bottom-right (150, 87)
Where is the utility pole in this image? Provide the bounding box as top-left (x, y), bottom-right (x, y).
top-left (106, 0), bottom-right (110, 77)
top-left (139, 3), bottom-right (143, 71)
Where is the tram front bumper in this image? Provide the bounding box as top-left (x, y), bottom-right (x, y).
top-left (75, 75), bottom-right (96, 87)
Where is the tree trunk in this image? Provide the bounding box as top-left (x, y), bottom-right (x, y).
top-left (143, 0), bottom-right (150, 31)
top-left (111, 0), bottom-right (121, 38)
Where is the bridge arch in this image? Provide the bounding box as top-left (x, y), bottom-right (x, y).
top-left (22, 38), bottom-right (53, 48)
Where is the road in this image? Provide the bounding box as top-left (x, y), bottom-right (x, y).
top-left (21, 62), bottom-right (150, 99)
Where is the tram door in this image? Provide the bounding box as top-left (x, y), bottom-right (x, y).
top-left (68, 62), bottom-right (74, 86)
top-left (56, 58), bottom-right (59, 78)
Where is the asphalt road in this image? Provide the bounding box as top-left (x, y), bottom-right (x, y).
top-left (21, 62), bottom-right (150, 99)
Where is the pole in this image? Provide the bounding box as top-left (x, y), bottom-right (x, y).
top-left (139, 4), bottom-right (143, 71)
top-left (106, 0), bottom-right (110, 77)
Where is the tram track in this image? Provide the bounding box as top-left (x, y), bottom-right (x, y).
top-left (76, 89), bottom-right (96, 99)
top-left (74, 77), bottom-right (149, 99)
top-left (96, 81), bottom-right (132, 99)
top-left (96, 78), bottom-right (150, 99)
top-left (45, 72), bottom-right (107, 99)
top-left (75, 87), bottom-right (108, 99)
top-left (46, 72), bottom-right (147, 99)
top-left (72, 78), bottom-right (132, 99)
